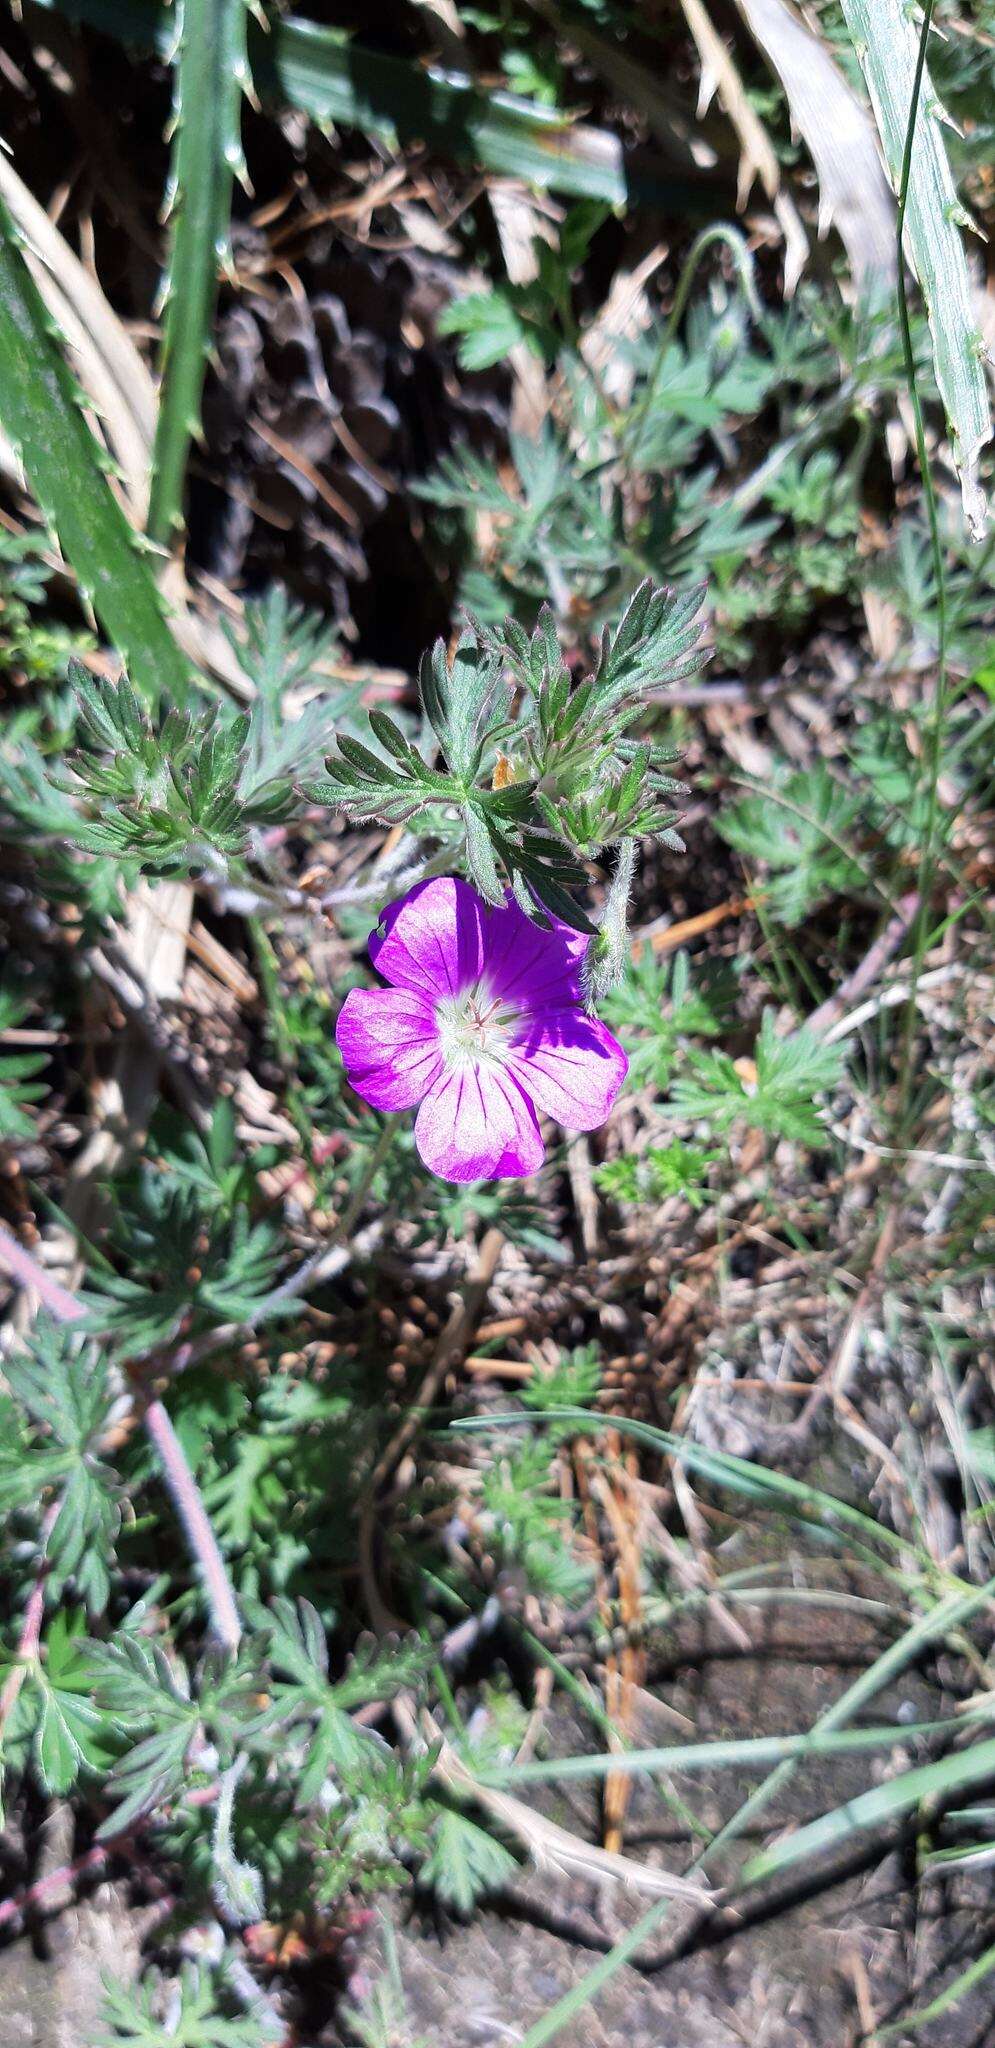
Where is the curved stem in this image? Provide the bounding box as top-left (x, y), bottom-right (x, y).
top-left (625, 224), bottom-right (762, 460)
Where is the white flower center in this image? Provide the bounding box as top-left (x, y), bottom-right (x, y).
top-left (436, 979), bottom-right (521, 1068)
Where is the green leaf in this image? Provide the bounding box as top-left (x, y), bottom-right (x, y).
top-left (665, 1012), bottom-right (845, 1148)
top-left (839, 0), bottom-right (991, 534)
top-left (594, 1140), bottom-right (718, 1209)
top-left (418, 631), bottom-right (502, 783)
top-left (1, 1320), bottom-right (122, 1612)
top-left (421, 1808), bottom-right (518, 1914)
top-left (247, 1597), bottom-right (423, 1805)
top-left (37, 0), bottom-right (705, 210)
top-left (148, 0), bottom-right (250, 543)
top-left (593, 579), bottom-right (707, 702)
top-left (22, 662), bottom-right (311, 882)
top-left (716, 765), bottom-right (867, 925)
top-left (462, 802), bottom-right (505, 906)
top-left (27, 1613), bottom-right (110, 1795)
top-left (438, 290), bottom-right (533, 372)
top-left (86, 1633), bottom-right (198, 1827)
top-left (603, 947), bottom-right (734, 1092)
top-left (95, 1961), bottom-right (280, 2047)
top-left (0, 197), bottom-right (191, 706)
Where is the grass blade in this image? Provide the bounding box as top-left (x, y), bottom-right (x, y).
top-left (467, 1407), bottom-right (995, 2048)
top-left (0, 196), bottom-right (190, 704)
top-left (36, 0), bottom-right (709, 211)
top-left (460, 1408), bottom-right (916, 1560)
top-left (148, 0), bottom-right (250, 545)
top-left (512, 1574), bottom-right (995, 2048)
top-left (876, 1940), bottom-right (995, 2039)
top-left (480, 1721), bottom-right (949, 1788)
top-left (743, 1734), bottom-right (995, 1881)
top-left (838, 0), bottom-right (991, 535)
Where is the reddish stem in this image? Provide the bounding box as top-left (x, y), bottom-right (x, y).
top-left (142, 1399), bottom-right (241, 1652)
top-left (0, 1843), bottom-right (111, 1934)
top-left (0, 1222), bottom-right (85, 1326)
top-left (0, 1499), bottom-right (60, 1737)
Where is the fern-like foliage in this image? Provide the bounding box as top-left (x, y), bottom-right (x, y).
top-left (0, 530), bottom-right (93, 681)
top-left (594, 1140), bottom-right (718, 1209)
top-left (245, 1597), bottom-right (428, 1802)
top-left (717, 765), bottom-right (867, 926)
top-left (89, 1188), bottom-right (282, 1359)
top-left (664, 1012), bottom-right (846, 1148)
top-left (0, 1320), bottom-right (123, 1612)
top-left (603, 947), bottom-right (735, 1090)
top-left (420, 1807), bottom-right (518, 1916)
top-left (88, 1633), bottom-right (263, 1837)
top-left (306, 578), bottom-right (702, 935)
top-left (0, 1609), bottom-right (112, 1801)
top-left (95, 1962), bottom-right (280, 2048)
top-left (223, 586), bottom-right (363, 792)
top-left (67, 662), bottom-right (296, 871)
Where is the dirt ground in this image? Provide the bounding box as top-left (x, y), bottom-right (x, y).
top-left (4, 1595), bottom-right (994, 2048)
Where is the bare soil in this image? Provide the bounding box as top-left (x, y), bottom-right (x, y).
top-left (5, 1595), bottom-right (993, 2047)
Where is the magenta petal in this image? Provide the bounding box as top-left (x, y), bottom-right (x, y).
top-left (480, 892), bottom-right (589, 1011)
top-left (414, 1063), bottom-right (544, 1182)
top-left (505, 1011), bottom-right (628, 1131)
top-left (369, 877), bottom-right (487, 998)
top-left (336, 987), bottom-right (443, 1111)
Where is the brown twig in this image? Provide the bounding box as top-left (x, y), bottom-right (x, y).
top-left (631, 895), bottom-right (756, 960)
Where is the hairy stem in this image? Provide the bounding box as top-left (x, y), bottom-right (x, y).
top-left (142, 1398), bottom-right (242, 1651)
top-left (624, 223), bottom-right (762, 460)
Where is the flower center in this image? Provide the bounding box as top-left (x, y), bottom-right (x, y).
top-left (436, 979), bottom-right (521, 1067)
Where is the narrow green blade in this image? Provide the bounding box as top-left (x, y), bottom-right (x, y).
top-left (33, 0), bottom-right (708, 211)
top-left (744, 1733), bottom-right (995, 1881)
top-left (148, 0), bottom-right (249, 544)
top-left (839, 0), bottom-right (991, 535)
top-left (0, 197), bottom-right (191, 704)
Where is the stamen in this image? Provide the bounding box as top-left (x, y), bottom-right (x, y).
top-left (436, 978), bottom-right (521, 1068)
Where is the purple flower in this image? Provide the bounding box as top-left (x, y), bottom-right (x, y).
top-left (336, 877), bottom-right (628, 1182)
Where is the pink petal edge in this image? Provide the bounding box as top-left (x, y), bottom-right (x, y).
top-left (414, 1062), bottom-right (545, 1182)
top-left (336, 986), bottom-right (444, 1112)
top-left (505, 1011), bottom-right (628, 1132)
top-left (368, 876), bottom-right (487, 999)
